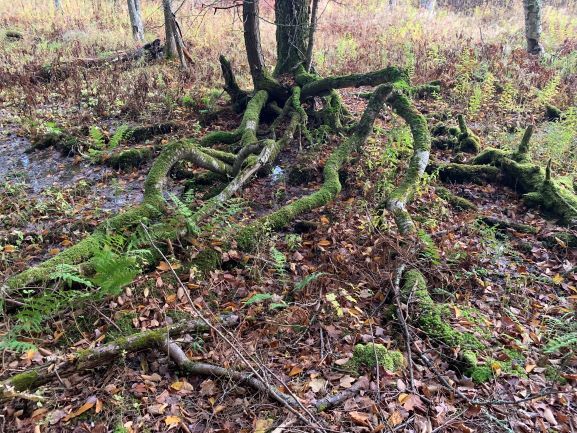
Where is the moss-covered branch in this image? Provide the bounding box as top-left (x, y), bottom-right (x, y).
top-left (301, 66), bottom-right (409, 98)
top-left (384, 90), bottom-right (431, 234)
top-left (2, 92), bottom-right (271, 294)
top-left (236, 84), bottom-right (393, 250)
top-left (0, 316), bottom-right (238, 396)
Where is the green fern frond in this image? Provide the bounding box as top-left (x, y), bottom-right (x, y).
top-left (89, 126), bottom-right (106, 149)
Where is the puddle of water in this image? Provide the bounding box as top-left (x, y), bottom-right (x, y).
top-left (0, 125), bottom-right (144, 215)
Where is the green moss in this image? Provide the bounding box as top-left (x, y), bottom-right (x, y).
top-left (190, 248), bottom-right (221, 274)
top-left (470, 365), bottom-right (493, 383)
top-left (431, 122), bottom-right (448, 137)
top-left (436, 186), bottom-right (476, 210)
top-left (107, 147), bottom-right (152, 170)
top-left (10, 370), bottom-right (40, 391)
top-left (344, 343), bottom-right (404, 373)
top-left (437, 163), bottom-right (500, 184)
top-left (402, 270), bottom-right (483, 351)
top-left (457, 133), bottom-right (481, 154)
top-left (545, 365), bottom-right (568, 384)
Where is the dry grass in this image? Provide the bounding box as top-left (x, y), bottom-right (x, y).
top-left (0, 0), bottom-right (576, 128)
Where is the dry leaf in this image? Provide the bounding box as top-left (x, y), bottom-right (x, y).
top-left (254, 418), bottom-right (274, 433)
top-left (349, 411), bottom-right (371, 426)
top-left (388, 411), bottom-right (403, 427)
top-left (164, 415), bottom-right (181, 425)
top-left (308, 377), bottom-right (327, 393)
top-left (339, 375), bottom-right (355, 389)
top-left (63, 400), bottom-right (95, 421)
top-left (288, 366), bottom-right (303, 376)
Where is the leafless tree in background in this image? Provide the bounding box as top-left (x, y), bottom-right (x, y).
top-left (127, 0), bottom-right (145, 42)
top-left (523, 0), bottom-right (544, 54)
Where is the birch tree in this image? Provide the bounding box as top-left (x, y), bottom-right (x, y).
top-left (523, 0), bottom-right (544, 54)
top-left (127, 0), bottom-right (144, 42)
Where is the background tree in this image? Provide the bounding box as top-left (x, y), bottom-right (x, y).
top-left (523, 0), bottom-right (544, 54)
top-left (162, 0), bottom-right (188, 68)
top-left (127, 0), bottom-right (144, 42)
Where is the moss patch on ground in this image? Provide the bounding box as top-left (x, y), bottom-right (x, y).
top-left (344, 343), bottom-right (405, 373)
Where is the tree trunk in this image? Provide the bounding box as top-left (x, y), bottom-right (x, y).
top-left (274, 0), bottom-right (310, 76)
top-left (419, 0), bottom-right (436, 14)
top-left (127, 0), bottom-right (144, 42)
top-left (243, 0), bottom-right (267, 87)
top-left (305, 0), bottom-right (319, 72)
top-left (163, 0), bottom-right (177, 59)
top-left (523, 0), bottom-right (544, 54)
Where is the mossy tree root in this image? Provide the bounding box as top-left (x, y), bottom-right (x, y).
top-left (236, 84), bottom-right (395, 250)
top-left (0, 316), bottom-right (238, 396)
top-left (400, 269), bottom-right (483, 379)
top-left (300, 66), bottom-right (409, 98)
top-left (384, 90), bottom-right (431, 234)
top-left (1, 91), bottom-right (272, 295)
top-left (441, 125), bottom-right (577, 226)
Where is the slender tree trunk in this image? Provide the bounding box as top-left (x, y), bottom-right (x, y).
top-left (163, 0), bottom-right (177, 59)
top-left (127, 0), bottom-right (145, 42)
top-left (419, 0), bottom-right (436, 14)
top-left (305, 0), bottom-right (319, 72)
top-left (274, 0), bottom-right (310, 76)
top-left (243, 0), bottom-right (267, 86)
top-left (523, 0), bottom-right (544, 54)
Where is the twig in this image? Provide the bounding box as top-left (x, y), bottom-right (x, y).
top-left (392, 264), bottom-right (415, 391)
top-left (314, 376), bottom-right (369, 412)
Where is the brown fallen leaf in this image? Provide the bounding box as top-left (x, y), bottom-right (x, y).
top-left (164, 415), bottom-right (181, 425)
top-left (349, 411), bottom-right (371, 426)
top-left (63, 398), bottom-right (96, 421)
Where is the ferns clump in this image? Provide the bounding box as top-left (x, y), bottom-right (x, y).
top-left (0, 234), bottom-right (147, 352)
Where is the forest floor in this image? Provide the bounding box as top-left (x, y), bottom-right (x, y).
top-left (1, 1), bottom-right (577, 433)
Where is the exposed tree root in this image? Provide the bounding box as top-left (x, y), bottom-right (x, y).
top-left (0, 316), bottom-right (238, 398)
top-left (434, 126), bottom-right (577, 226)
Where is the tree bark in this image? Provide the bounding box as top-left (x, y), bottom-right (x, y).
top-left (274, 0), bottom-right (310, 75)
top-left (127, 0), bottom-right (144, 42)
top-left (305, 0), bottom-right (319, 72)
top-left (243, 0), bottom-right (267, 86)
top-left (163, 0), bottom-right (177, 59)
top-left (419, 0), bottom-right (436, 14)
top-left (523, 0), bottom-right (544, 54)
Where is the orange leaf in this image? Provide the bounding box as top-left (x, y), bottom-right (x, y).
top-left (164, 415), bottom-right (181, 425)
top-left (317, 239), bottom-right (331, 247)
top-left (288, 366), bottom-right (303, 376)
top-left (388, 411), bottom-right (403, 427)
top-left (63, 400), bottom-right (95, 421)
top-left (2, 245), bottom-right (16, 253)
top-left (349, 411), bottom-right (371, 426)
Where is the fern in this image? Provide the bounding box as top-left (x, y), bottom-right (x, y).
top-left (169, 192), bottom-right (200, 235)
top-left (544, 331), bottom-right (577, 354)
top-left (0, 235), bottom-right (141, 352)
top-left (536, 75), bottom-right (560, 107)
top-left (89, 126), bottom-right (106, 149)
top-left (50, 264), bottom-right (94, 288)
top-left (294, 272), bottom-right (325, 292)
top-left (270, 246), bottom-right (287, 285)
top-left (108, 125), bottom-right (132, 149)
top-left (91, 247), bottom-right (139, 295)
